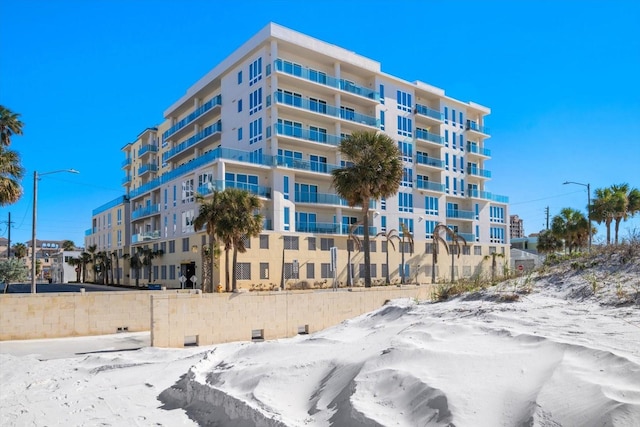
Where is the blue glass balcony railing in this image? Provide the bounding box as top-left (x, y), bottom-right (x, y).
top-left (415, 153), bottom-right (444, 168)
top-left (416, 180), bottom-right (446, 193)
top-left (467, 189), bottom-right (509, 203)
top-left (121, 158), bottom-right (131, 168)
top-left (415, 129), bottom-right (444, 144)
top-left (415, 104), bottom-right (443, 121)
top-left (467, 166), bottom-right (492, 178)
top-left (132, 204), bottom-right (160, 220)
top-left (162, 94), bottom-right (222, 142)
top-left (138, 144), bottom-right (158, 156)
top-left (275, 122), bottom-right (342, 146)
top-left (466, 120), bottom-right (490, 135)
top-left (274, 59), bottom-right (378, 101)
top-left (162, 120), bottom-right (222, 162)
top-left (274, 91), bottom-right (378, 127)
top-left (446, 233), bottom-right (475, 243)
top-left (466, 143), bottom-right (491, 157)
top-left (138, 164), bottom-right (158, 175)
top-left (197, 180), bottom-right (272, 198)
top-left (446, 209), bottom-right (475, 220)
top-left (275, 155), bottom-right (340, 174)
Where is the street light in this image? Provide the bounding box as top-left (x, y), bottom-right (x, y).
top-left (563, 181), bottom-right (591, 253)
top-left (31, 169), bottom-right (79, 293)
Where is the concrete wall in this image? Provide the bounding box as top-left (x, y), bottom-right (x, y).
top-left (0, 291), bottom-right (157, 340)
top-left (151, 285), bottom-right (434, 348)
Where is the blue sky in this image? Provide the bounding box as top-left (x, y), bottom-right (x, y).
top-left (1, 0), bottom-right (639, 247)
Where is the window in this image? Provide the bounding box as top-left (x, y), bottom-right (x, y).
top-left (169, 265), bottom-right (176, 280)
top-left (396, 90), bottom-right (412, 112)
top-left (490, 227), bottom-right (505, 243)
top-left (474, 246), bottom-right (482, 256)
top-left (181, 179), bottom-right (194, 204)
top-left (237, 99), bottom-right (243, 112)
top-left (425, 243), bottom-right (433, 254)
top-left (425, 196), bottom-right (439, 216)
top-left (260, 262), bottom-right (269, 279)
top-left (161, 265), bottom-right (167, 280)
top-left (182, 238), bottom-right (189, 252)
top-left (425, 220), bottom-right (436, 239)
top-left (381, 215), bottom-right (387, 232)
top-left (382, 241), bottom-right (387, 253)
top-left (161, 241), bottom-right (166, 253)
top-left (249, 57), bottom-right (262, 85)
top-left (283, 176), bottom-right (289, 200)
top-left (444, 129), bottom-right (449, 146)
top-left (284, 207), bottom-right (290, 231)
top-left (462, 246), bottom-right (471, 255)
top-left (306, 263), bottom-right (315, 279)
top-left (169, 240), bottom-right (175, 253)
top-left (459, 111), bottom-right (464, 128)
top-left (320, 238), bottom-right (334, 251)
top-left (398, 192), bottom-right (413, 212)
top-left (401, 167), bottom-right (413, 188)
top-left (459, 133), bottom-right (464, 150)
top-left (284, 236), bottom-right (299, 250)
top-left (237, 70), bottom-right (242, 84)
top-left (398, 141), bottom-right (413, 162)
top-left (379, 84), bottom-right (385, 104)
top-left (399, 218), bottom-right (414, 234)
top-left (309, 126), bottom-right (327, 143)
top-left (452, 109), bottom-right (456, 124)
top-left (382, 264), bottom-right (388, 280)
top-left (490, 206), bottom-right (505, 223)
top-left (380, 111), bottom-right (385, 130)
top-left (310, 97), bottom-right (328, 114)
top-left (308, 237), bottom-right (316, 251)
top-left (117, 209), bottom-right (122, 225)
top-left (444, 106), bottom-right (448, 123)
top-left (397, 116), bottom-right (412, 137)
top-left (260, 234), bottom-right (269, 249)
top-left (173, 185), bottom-right (177, 207)
top-left (321, 263), bottom-right (332, 278)
top-left (236, 263), bottom-right (251, 280)
top-left (249, 118), bottom-right (263, 144)
top-left (249, 88), bottom-right (262, 114)
top-left (182, 209), bottom-right (194, 233)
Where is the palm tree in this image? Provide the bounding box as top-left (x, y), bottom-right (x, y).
top-left (447, 228), bottom-right (467, 283)
top-left (141, 247), bottom-right (164, 285)
top-left (551, 208), bottom-right (589, 253)
top-left (399, 223), bottom-right (414, 285)
top-left (220, 188), bottom-right (263, 292)
top-left (610, 184), bottom-right (640, 244)
top-left (375, 229), bottom-right (400, 284)
top-left (78, 252), bottom-right (92, 283)
top-left (62, 240), bottom-right (75, 251)
top-left (86, 244), bottom-right (98, 282)
top-left (193, 191), bottom-right (226, 292)
top-left (0, 106), bottom-right (24, 147)
top-left (68, 257), bottom-right (82, 282)
top-left (12, 242), bottom-right (27, 260)
top-left (430, 223), bottom-right (451, 284)
top-left (0, 146), bottom-right (24, 206)
top-left (483, 252), bottom-right (505, 283)
top-left (111, 250), bottom-right (120, 285)
top-left (347, 223), bottom-right (362, 286)
top-left (123, 248), bottom-right (143, 287)
top-left (591, 187), bottom-right (617, 245)
top-left (331, 131), bottom-right (403, 287)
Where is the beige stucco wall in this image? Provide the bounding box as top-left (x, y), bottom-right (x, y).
top-left (151, 285), bottom-right (434, 348)
top-left (0, 291), bottom-right (156, 340)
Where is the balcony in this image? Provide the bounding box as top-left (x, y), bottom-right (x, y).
top-left (132, 204), bottom-right (160, 220)
top-left (466, 120), bottom-right (490, 137)
top-left (466, 143), bottom-right (491, 157)
top-left (446, 209), bottom-right (475, 220)
top-left (274, 59), bottom-right (378, 101)
top-left (415, 104), bottom-right (443, 123)
top-left (162, 94), bottom-right (222, 142)
top-left (138, 163), bottom-right (158, 176)
top-left (416, 180), bottom-right (446, 193)
top-left (275, 155), bottom-right (340, 174)
top-left (467, 189), bottom-right (509, 203)
top-left (294, 222), bottom-right (376, 236)
top-left (274, 91), bottom-right (378, 127)
top-left (275, 122), bottom-right (342, 147)
top-left (122, 175), bottom-right (131, 185)
top-left (162, 120), bottom-right (222, 163)
top-left (415, 153), bottom-right (444, 169)
top-left (467, 166), bottom-right (492, 178)
top-left (415, 128), bottom-right (444, 145)
top-left (121, 158), bottom-right (132, 169)
top-left (446, 232), bottom-right (476, 243)
top-left (138, 144), bottom-right (158, 157)
top-left (131, 230), bottom-right (161, 243)
top-left (197, 180), bottom-right (272, 198)
top-left (295, 191), bottom-right (340, 205)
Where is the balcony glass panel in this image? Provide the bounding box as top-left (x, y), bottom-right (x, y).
top-left (466, 120), bottom-right (490, 135)
top-left (446, 209), bottom-right (475, 220)
top-left (415, 129), bottom-right (443, 144)
top-left (162, 120), bottom-right (222, 162)
top-left (274, 91), bottom-right (377, 127)
top-left (415, 104), bottom-right (443, 121)
top-left (467, 166), bottom-right (492, 178)
top-left (416, 180), bottom-right (446, 192)
top-left (415, 153), bottom-right (444, 168)
top-left (275, 122), bottom-right (342, 146)
top-left (162, 94), bottom-right (222, 141)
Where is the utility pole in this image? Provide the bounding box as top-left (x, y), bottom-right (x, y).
top-left (545, 206), bottom-right (550, 230)
top-left (3, 212), bottom-right (13, 258)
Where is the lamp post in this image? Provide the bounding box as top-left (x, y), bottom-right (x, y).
top-left (563, 181), bottom-right (591, 253)
top-left (31, 169), bottom-right (79, 293)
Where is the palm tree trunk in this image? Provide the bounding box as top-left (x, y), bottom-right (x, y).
top-left (614, 218), bottom-right (621, 244)
top-left (362, 206), bottom-right (371, 287)
top-left (385, 248), bottom-right (390, 284)
top-left (232, 248), bottom-right (238, 292)
top-left (347, 242), bottom-right (352, 287)
top-left (401, 242), bottom-right (405, 285)
top-left (451, 252), bottom-right (455, 283)
top-left (225, 247), bottom-right (231, 292)
top-left (431, 248), bottom-right (437, 284)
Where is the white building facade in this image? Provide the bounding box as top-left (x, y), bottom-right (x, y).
top-left (116, 23), bottom-right (509, 288)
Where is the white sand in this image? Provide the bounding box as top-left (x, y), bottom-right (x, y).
top-left (2, 254), bottom-right (639, 426)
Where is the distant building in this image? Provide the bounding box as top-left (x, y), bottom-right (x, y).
top-left (510, 215), bottom-right (525, 239)
top-left (50, 250), bottom-right (82, 283)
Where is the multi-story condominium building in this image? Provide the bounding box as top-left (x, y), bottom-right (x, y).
top-left (85, 195), bottom-right (130, 282)
top-left (102, 23), bottom-right (508, 289)
top-left (510, 215), bottom-right (525, 239)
